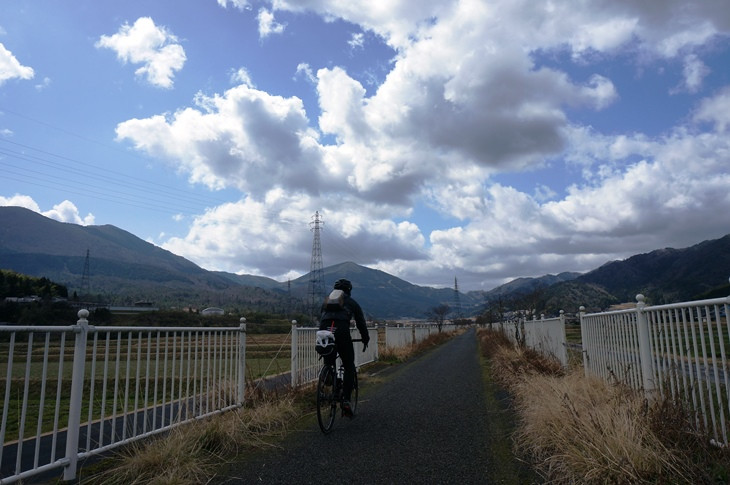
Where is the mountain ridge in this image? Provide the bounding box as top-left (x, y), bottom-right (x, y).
top-left (2, 206), bottom-right (729, 318)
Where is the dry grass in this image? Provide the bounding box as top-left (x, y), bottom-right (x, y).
top-left (79, 393), bottom-right (299, 485)
top-left (477, 327), bottom-right (730, 484)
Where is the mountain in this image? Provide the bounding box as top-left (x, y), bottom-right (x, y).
top-left (478, 272), bottom-right (580, 299)
top-left (0, 207), bottom-right (471, 318)
top-left (474, 235), bottom-right (730, 314)
top-left (2, 206), bottom-right (729, 319)
top-left (0, 206), bottom-right (279, 309)
top-left (573, 236), bottom-right (730, 303)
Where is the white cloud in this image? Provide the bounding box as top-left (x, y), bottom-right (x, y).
top-left (257, 8), bottom-right (286, 38)
top-left (229, 67), bottom-right (254, 87)
top-left (158, 193), bottom-right (424, 280)
top-left (96, 17), bottom-right (186, 89)
top-left (42, 200), bottom-right (95, 226)
top-left (0, 196), bottom-right (94, 225)
top-left (34, 76), bottom-right (51, 91)
top-left (116, 83), bottom-right (324, 197)
top-left (0, 42), bottom-right (34, 84)
top-left (294, 63), bottom-right (316, 83)
top-left (348, 32), bottom-right (365, 50)
top-left (669, 53), bottom-right (710, 94)
top-left (693, 87), bottom-right (730, 132)
top-left (116, 0), bottom-right (730, 291)
top-left (217, 0), bottom-right (250, 10)
top-left (0, 194), bottom-right (41, 212)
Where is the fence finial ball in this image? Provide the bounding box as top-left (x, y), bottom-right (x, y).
top-left (240, 317), bottom-right (246, 323)
top-left (78, 309), bottom-right (89, 319)
top-left (636, 294), bottom-right (645, 303)
top-left (291, 320), bottom-right (297, 325)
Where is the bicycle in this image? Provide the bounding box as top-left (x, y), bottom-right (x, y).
top-left (315, 331), bottom-right (362, 434)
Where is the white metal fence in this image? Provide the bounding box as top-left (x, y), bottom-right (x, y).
top-left (580, 294), bottom-right (730, 445)
top-left (385, 326), bottom-right (413, 349)
top-left (290, 325), bottom-right (378, 388)
top-left (503, 315), bottom-right (569, 366)
top-left (385, 324), bottom-right (454, 349)
top-left (522, 312), bottom-right (569, 367)
top-left (0, 310), bottom-right (246, 484)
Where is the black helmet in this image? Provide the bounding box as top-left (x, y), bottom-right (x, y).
top-left (333, 278), bottom-right (352, 294)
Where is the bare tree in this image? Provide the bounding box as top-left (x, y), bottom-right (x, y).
top-left (427, 304), bottom-right (451, 332)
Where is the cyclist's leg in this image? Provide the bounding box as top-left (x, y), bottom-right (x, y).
top-left (337, 335), bottom-right (356, 401)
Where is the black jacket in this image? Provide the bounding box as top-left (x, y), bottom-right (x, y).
top-left (319, 294), bottom-right (369, 342)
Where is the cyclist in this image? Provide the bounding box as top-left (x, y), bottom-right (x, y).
top-left (319, 278), bottom-right (369, 418)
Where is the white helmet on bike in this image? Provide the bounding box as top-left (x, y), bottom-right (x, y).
top-left (315, 330), bottom-right (335, 356)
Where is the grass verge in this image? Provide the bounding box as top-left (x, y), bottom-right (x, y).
top-left (77, 391), bottom-right (299, 485)
top-left (477, 327), bottom-right (730, 484)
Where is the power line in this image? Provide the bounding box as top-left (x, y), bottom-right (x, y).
top-left (0, 139), bottom-right (230, 208)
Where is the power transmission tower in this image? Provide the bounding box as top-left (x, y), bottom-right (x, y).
top-left (80, 249), bottom-right (91, 298)
top-left (308, 211), bottom-right (326, 325)
top-left (453, 276), bottom-right (463, 321)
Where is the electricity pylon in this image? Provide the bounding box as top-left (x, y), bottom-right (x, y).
top-left (453, 276), bottom-right (463, 321)
top-left (308, 211), bottom-right (325, 325)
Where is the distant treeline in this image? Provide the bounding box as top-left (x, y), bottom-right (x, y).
top-left (0, 269), bottom-right (69, 299)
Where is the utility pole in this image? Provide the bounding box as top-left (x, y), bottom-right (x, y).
top-left (308, 211), bottom-right (325, 325)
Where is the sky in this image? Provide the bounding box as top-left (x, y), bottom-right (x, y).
top-left (1, 0), bottom-right (730, 293)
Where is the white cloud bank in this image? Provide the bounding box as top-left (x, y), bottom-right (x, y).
top-left (115, 0), bottom-right (730, 290)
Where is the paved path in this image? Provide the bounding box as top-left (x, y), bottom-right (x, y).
top-left (219, 328), bottom-right (536, 484)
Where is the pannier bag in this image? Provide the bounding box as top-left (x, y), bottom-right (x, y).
top-left (315, 330), bottom-right (336, 356)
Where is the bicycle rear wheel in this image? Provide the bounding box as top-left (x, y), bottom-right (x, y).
top-left (316, 365), bottom-right (337, 433)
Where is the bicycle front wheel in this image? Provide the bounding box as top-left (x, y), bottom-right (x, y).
top-left (316, 365), bottom-right (337, 433)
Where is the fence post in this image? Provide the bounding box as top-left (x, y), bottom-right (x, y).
top-left (63, 309), bottom-right (91, 482)
top-left (635, 294), bottom-right (656, 396)
top-left (579, 306), bottom-right (588, 376)
top-left (238, 318), bottom-right (246, 405)
top-left (290, 321), bottom-right (298, 388)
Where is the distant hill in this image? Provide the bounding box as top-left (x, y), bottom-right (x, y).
top-left (573, 236), bottom-right (730, 304)
top-left (475, 235), bottom-right (730, 314)
top-left (2, 206), bottom-right (728, 319)
top-left (0, 207), bottom-right (473, 319)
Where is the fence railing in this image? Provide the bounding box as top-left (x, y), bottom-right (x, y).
top-left (385, 324), bottom-right (454, 349)
top-left (499, 290), bottom-right (730, 445)
top-left (0, 311), bottom-right (246, 484)
top-left (522, 312), bottom-right (568, 367)
top-left (503, 315), bottom-right (569, 366)
top-left (290, 325), bottom-right (378, 388)
top-left (580, 293), bottom-right (730, 446)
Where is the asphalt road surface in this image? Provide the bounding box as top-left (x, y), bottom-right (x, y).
top-left (219, 328), bottom-right (536, 484)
